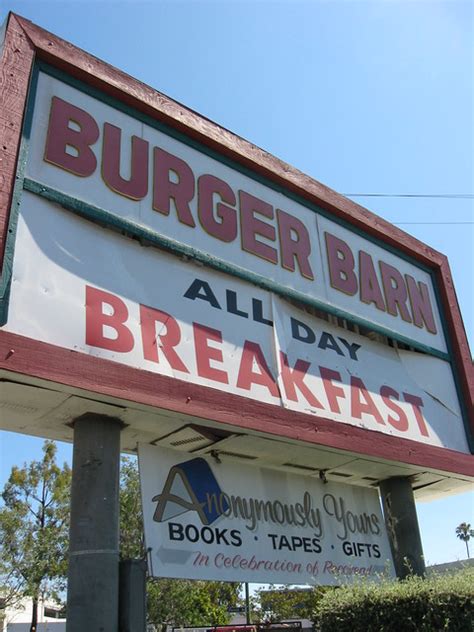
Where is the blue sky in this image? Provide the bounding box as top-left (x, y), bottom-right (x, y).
top-left (0, 0), bottom-right (472, 568)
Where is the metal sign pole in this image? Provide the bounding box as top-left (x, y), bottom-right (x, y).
top-left (119, 559), bottom-right (147, 631)
top-left (245, 582), bottom-right (251, 625)
top-left (380, 477), bottom-right (426, 579)
top-left (66, 413), bottom-right (123, 632)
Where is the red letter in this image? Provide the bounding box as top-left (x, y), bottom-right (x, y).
top-left (319, 366), bottom-right (346, 413)
top-left (325, 233), bottom-right (357, 295)
top-left (380, 386), bottom-right (409, 431)
top-left (277, 209), bottom-right (314, 280)
top-left (350, 377), bottom-right (384, 425)
top-left (153, 147), bottom-right (196, 227)
top-left (193, 323), bottom-right (228, 383)
top-left (198, 174), bottom-right (237, 242)
top-left (403, 393), bottom-right (429, 437)
top-left (279, 352), bottom-right (323, 408)
top-left (380, 262), bottom-right (412, 322)
top-left (85, 286), bottom-right (133, 352)
top-left (240, 191), bottom-right (277, 263)
top-left (102, 122), bottom-right (148, 199)
top-left (359, 251), bottom-right (386, 310)
top-left (44, 96), bottom-right (99, 176)
top-left (237, 341), bottom-right (279, 397)
top-left (140, 305), bottom-right (188, 373)
top-left (406, 275), bottom-right (437, 334)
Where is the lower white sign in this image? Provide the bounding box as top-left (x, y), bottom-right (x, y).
top-left (139, 444), bottom-right (395, 584)
top-left (5, 193), bottom-right (469, 453)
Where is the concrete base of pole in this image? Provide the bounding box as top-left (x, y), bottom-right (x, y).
top-left (119, 559), bottom-right (147, 632)
top-left (380, 476), bottom-right (426, 579)
top-left (66, 413), bottom-right (122, 632)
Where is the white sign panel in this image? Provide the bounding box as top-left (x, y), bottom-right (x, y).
top-left (5, 193), bottom-right (469, 453)
top-left (25, 71), bottom-right (447, 353)
top-left (139, 444), bottom-right (394, 584)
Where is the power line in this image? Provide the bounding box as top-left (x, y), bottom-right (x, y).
top-left (393, 222), bottom-right (473, 225)
top-left (344, 193), bottom-right (474, 199)
top-left (342, 192), bottom-right (474, 224)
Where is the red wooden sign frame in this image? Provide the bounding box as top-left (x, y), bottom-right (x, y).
top-left (0, 13), bottom-right (472, 477)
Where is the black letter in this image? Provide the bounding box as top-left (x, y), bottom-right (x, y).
top-left (230, 530), bottom-right (242, 547)
top-left (291, 317), bottom-right (316, 343)
top-left (338, 337), bottom-right (361, 361)
top-left (252, 299), bottom-right (273, 326)
top-left (318, 332), bottom-right (343, 356)
top-left (169, 522), bottom-right (184, 541)
top-left (226, 290), bottom-right (249, 318)
top-left (268, 533), bottom-right (279, 549)
top-left (184, 279), bottom-right (221, 309)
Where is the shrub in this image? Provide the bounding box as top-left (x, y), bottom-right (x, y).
top-left (312, 567), bottom-right (474, 632)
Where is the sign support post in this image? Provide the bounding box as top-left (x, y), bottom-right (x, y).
top-left (66, 413), bottom-right (123, 632)
top-left (380, 477), bottom-right (426, 579)
top-left (245, 583), bottom-right (251, 625)
top-left (118, 559), bottom-right (147, 632)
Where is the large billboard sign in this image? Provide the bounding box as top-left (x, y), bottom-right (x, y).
top-left (139, 444), bottom-right (395, 584)
top-left (0, 14), bottom-right (473, 478)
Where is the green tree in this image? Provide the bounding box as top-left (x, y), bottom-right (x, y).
top-left (0, 441), bottom-right (71, 632)
top-left (119, 456), bottom-right (240, 628)
top-left (147, 578), bottom-right (240, 629)
top-left (120, 456), bottom-right (145, 560)
top-left (255, 585), bottom-right (331, 623)
top-left (455, 522), bottom-right (474, 558)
